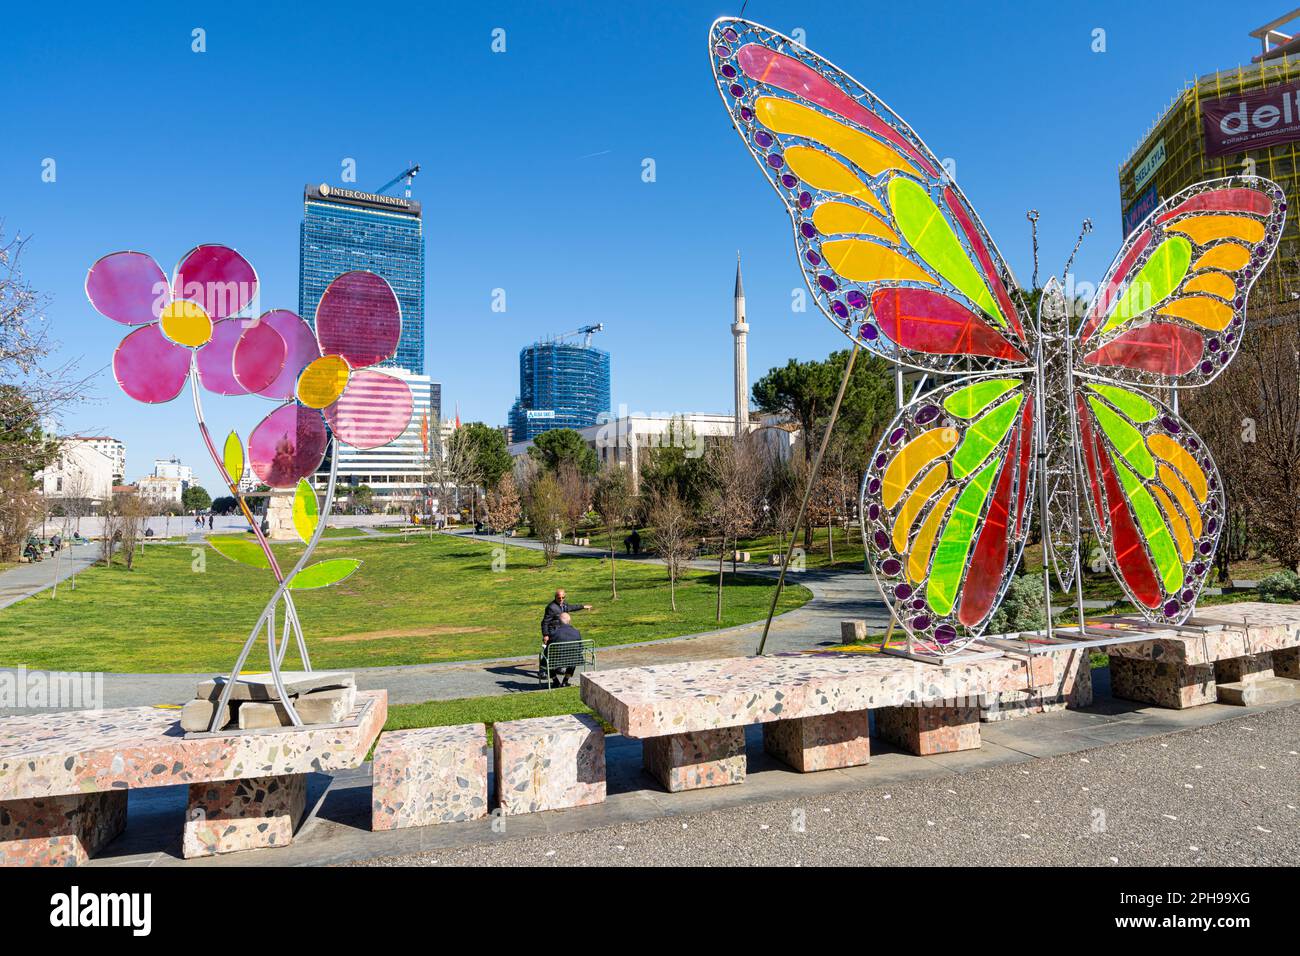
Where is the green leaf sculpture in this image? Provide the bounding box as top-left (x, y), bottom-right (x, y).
top-left (223, 430), bottom-right (245, 487)
top-left (292, 478), bottom-right (319, 543)
top-left (288, 558), bottom-right (361, 590)
top-left (208, 535), bottom-right (271, 570)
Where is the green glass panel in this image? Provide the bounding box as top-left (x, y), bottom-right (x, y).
top-left (208, 536), bottom-right (270, 570)
top-left (289, 558), bottom-right (361, 590)
top-left (887, 177), bottom-right (1002, 325)
top-left (943, 378), bottom-right (1020, 420)
top-left (1088, 397), bottom-right (1155, 479)
top-left (1087, 383), bottom-right (1157, 423)
top-left (927, 456), bottom-right (1001, 616)
top-left (1099, 236), bottom-right (1192, 334)
top-left (1115, 460), bottom-right (1184, 594)
top-left (951, 394), bottom-right (1023, 479)
top-left (292, 479), bottom-right (319, 544)
top-left (223, 431), bottom-right (244, 486)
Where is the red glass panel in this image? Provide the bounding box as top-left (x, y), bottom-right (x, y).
top-left (943, 186), bottom-right (1025, 344)
top-left (1155, 188), bottom-right (1271, 225)
top-left (1082, 322), bottom-right (1204, 376)
top-left (958, 431), bottom-right (1017, 626)
top-left (256, 310), bottom-right (320, 400)
top-left (734, 44), bottom-right (938, 176)
top-left (1014, 400), bottom-right (1033, 536)
top-left (324, 370), bottom-right (413, 450)
top-left (86, 252), bottom-right (167, 325)
top-left (248, 403), bottom-right (328, 488)
top-left (315, 271), bottom-right (401, 369)
top-left (233, 321), bottom-right (287, 394)
top-left (871, 289), bottom-right (1028, 362)
top-left (173, 244), bottom-right (257, 320)
top-left (113, 324), bottom-right (190, 403)
top-left (1075, 394), bottom-right (1106, 526)
top-left (1089, 402), bottom-right (1162, 608)
top-left (1081, 229), bottom-right (1152, 344)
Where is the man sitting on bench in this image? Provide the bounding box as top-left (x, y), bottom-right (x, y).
top-left (544, 612), bottom-right (583, 687)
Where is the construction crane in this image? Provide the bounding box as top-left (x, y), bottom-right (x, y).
top-left (547, 323), bottom-right (604, 347)
top-left (374, 164), bottom-right (421, 198)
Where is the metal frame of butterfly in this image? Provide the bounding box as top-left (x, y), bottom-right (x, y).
top-left (709, 17), bottom-right (1286, 657)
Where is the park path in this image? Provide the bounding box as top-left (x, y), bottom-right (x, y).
top-left (0, 541), bottom-right (103, 609)
top-left (0, 527), bottom-right (888, 711)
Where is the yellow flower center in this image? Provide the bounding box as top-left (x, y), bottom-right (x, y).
top-left (159, 300), bottom-right (212, 348)
top-left (297, 354), bottom-right (350, 408)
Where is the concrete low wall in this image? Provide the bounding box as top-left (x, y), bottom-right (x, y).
top-left (44, 514), bottom-right (408, 540)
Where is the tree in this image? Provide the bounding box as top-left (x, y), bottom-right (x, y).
top-left (352, 484), bottom-right (374, 512)
top-left (460, 422), bottom-right (512, 489)
top-left (701, 437), bottom-right (762, 621)
top-left (182, 485), bottom-right (211, 513)
top-left (210, 495), bottom-right (238, 515)
top-left (485, 472), bottom-right (522, 543)
top-left (638, 418), bottom-right (709, 516)
top-left (0, 463), bottom-right (41, 561)
top-left (526, 471), bottom-right (564, 566)
top-left (529, 428), bottom-right (598, 476)
top-left (593, 462), bottom-right (633, 599)
top-left (555, 462), bottom-right (590, 539)
top-left (649, 488), bottom-right (695, 611)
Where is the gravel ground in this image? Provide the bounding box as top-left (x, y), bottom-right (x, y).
top-left (357, 705), bottom-right (1300, 867)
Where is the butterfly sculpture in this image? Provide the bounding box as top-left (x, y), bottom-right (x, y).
top-left (709, 18), bottom-right (1285, 656)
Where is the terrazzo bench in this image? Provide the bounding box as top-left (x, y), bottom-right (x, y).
top-left (494, 714), bottom-right (606, 814)
top-left (1098, 602), bottom-right (1300, 709)
top-left (0, 690), bottom-right (387, 866)
top-left (580, 652), bottom-right (1052, 792)
top-left (371, 724), bottom-right (489, 830)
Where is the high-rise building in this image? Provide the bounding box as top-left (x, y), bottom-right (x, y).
top-left (69, 436), bottom-right (124, 484)
top-left (153, 456), bottom-right (193, 489)
top-left (299, 183), bottom-right (425, 374)
top-left (508, 334), bottom-right (611, 442)
top-left (1118, 16), bottom-right (1300, 313)
top-left (732, 254), bottom-right (749, 437)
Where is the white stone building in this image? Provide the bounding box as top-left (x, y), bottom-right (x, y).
top-left (35, 441), bottom-right (115, 511)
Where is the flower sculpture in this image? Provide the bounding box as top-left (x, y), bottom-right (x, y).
top-left (87, 246), bottom-right (413, 730)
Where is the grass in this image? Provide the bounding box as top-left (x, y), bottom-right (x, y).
top-left (0, 533), bottom-right (810, 672)
top-left (384, 686), bottom-right (606, 742)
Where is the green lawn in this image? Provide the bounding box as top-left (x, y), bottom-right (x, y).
top-left (384, 686), bottom-right (604, 742)
top-left (0, 533), bottom-right (810, 672)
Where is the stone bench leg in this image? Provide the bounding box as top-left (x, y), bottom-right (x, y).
top-left (372, 724), bottom-right (488, 830)
top-left (1109, 658), bottom-right (1215, 709)
top-left (0, 790), bottom-right (127, 867)
top-left (980, 647), bottom-right (1094, 721)
top-left (494, 714), bottom-right (605, 814)
top-left (1274, 647), bottom-right (1299, 680)
top-left (643, 727), bottom-right (745, 792)
top-left (875, 702), bottom-right (980, 755)
top-left (763, 710), bottom-right (870, 772)
top-left (1215, 651), bottom-right (1274, 684)
top-left (183, 773), bottom-right (306, 858)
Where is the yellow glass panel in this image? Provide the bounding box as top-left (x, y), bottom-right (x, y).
top-left (756, 97), bottom-right (920, 178)
top-left (1151, 484), bottom-right (1192, 562)
top-left (1192, 243), bottom-right (1250, 272)
top-left (297, 354), bottom-right (350, 409)
top-left (882, 427), bottom-right (959, 509)
top-left (1159, 464), bottom-right (1203, 538)
top-left (813, 201), bottom-right (897, 242)
top-left (1157, 295), bottom-right (1232, 331)
top-left (1148, 434), bottom-right (1207, 502)
top-left (892, 462), bottom-right (948, 552)
top-left (1167, 215), bottom-right (1265, 245)
top-left (907, 486), bottom-right (958, 584)
top-left (159, 300), bottom-right (212, 348)
top-left (823, 239), bottom-right (936, 285)
top-left (1183, 271), bottom-right (1235, 299)
top-left (784, 147), bottom-right (884, 211)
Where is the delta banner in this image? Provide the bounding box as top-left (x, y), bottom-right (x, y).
top-left (1122, 183), bottom-right (1160, 237)
top-left (1202, 79), bottom-right (1300, 157)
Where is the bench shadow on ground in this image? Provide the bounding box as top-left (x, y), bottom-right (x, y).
top-left (483, 663), bottom-right (549, 693)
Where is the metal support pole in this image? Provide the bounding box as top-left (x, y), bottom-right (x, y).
top-left (756, 343), bottom-right (860, 656)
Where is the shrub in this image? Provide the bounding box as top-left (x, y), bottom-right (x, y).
top-left (1257, 570), bottom-right (1300, 603)
top-left (985, 574), bottom-right (1046, 635)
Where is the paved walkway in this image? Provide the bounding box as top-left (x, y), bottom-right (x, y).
top-left (1, 529), bottom-right (886, 710)
top-left (0, 542), bottom-right (102, 609)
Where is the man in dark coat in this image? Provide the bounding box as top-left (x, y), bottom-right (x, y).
top-left (545, 612), bottom-right (583, 686)
top-left (540, 588), bottom-right (591, 641)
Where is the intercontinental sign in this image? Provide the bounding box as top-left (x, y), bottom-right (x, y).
top-left (306, 183), bottom-right (420, 215)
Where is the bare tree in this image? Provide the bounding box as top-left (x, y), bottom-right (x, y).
top-left (485, 472), bottom-right (522, 548)
top-left (593, 462), bottom-right (633, 600)
top-left (649, 487), bottom-right (695, 611)
top-left (555, 462), bottom-right (590, 541)
top-left (526, 471), bottom-right (564, 567)
top-left (702, 437), bottom-right (762, 621)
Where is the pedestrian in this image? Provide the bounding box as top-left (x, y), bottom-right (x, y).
top-left (208, 514), bottom-right (214, 530)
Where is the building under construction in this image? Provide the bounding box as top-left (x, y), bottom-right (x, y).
top-left (1119, 11), bottom-right (1300, 312)
top-left (508, 325), bottom-right (611, 442)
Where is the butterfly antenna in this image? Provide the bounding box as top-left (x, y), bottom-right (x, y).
top-left (740, 0), bottom-right (749, 15)
top-left (1026, 210), bottom-right (1040, 290)
top-left (1062, 218), bottom-right (1094, 284)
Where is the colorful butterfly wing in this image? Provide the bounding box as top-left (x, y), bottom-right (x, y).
top-left (710, 18), bottom-right (1031, 376)
top-left (1074, 381), bottom-right (1223, 622)
top-left (862, 374), bottom-right (1037, 653)
top-left (1076, 176), bottom-right (1285, 388)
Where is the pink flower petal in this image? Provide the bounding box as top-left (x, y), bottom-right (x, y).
top-left (315, 271), bottom-right (400, 369)
top-left (87, 252), bottom-right (169, 325)
top-left (196, 319), bottom-right (247, 396)
top-left (233, 320), bottom-right (287, 393)
top-left (248, 403), bottom-right (328, 488)
top-left (255, 310), bottom-right (320, 400)
top-left (324, 370), bottom-right (413, 449)
top-left (113, 324), bottom-right (190, 403)
top-left (172, 244), bottom-right (257, 320)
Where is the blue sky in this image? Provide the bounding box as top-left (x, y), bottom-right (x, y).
top-left (3, 0), bottom-right (1280, 489)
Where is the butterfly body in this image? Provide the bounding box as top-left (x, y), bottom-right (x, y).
top-left (710, 18), bottom-right (1285, 655)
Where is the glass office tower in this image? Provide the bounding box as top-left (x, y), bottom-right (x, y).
top-left (508, 340), bottom-right (611, 442)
